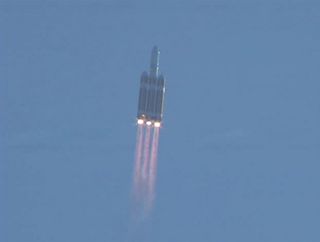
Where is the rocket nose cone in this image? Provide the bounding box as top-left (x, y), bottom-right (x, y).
top-left (152, 46), bottom-right (159, 54)
top-left (151, 46), bottom-right (160, 62)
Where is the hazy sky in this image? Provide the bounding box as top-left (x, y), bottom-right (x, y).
top-left (1, 0), bottom-right (320, 241)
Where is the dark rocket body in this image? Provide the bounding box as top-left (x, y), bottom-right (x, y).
top-left (137, 46), bottom-right (165, 125)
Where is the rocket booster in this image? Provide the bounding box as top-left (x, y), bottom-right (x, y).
top-left (137, 46), bottom-right (165, 127)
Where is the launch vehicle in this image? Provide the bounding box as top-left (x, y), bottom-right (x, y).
top-left (137, 46), bottom-right (165, 127)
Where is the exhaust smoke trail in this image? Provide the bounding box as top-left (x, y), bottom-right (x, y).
top-left (133, 125), bottom-right (144, 201)
top-left (147, 126), bottom-right (160, 211)
top-left (132, 124), bottom-right (161, 217)
top-left (142, 126), bottom-right (151, 181)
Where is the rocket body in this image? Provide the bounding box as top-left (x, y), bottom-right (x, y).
top-left (137, 46), bottom-right (165, 126)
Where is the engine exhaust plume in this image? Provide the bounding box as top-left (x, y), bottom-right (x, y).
top-left (146, 126), bottom-right (160, 212)
top-left (133, 124), bottom-right (144, 201)
top-left (142, 126), bottom-right (151, 182)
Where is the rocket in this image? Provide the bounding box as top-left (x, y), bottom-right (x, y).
top-left (137, 46), bottom-right (165, 127)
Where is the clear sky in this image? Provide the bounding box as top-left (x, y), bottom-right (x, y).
top-left (1, 0), bottom-right (319, 241)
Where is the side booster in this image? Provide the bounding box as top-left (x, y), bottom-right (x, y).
top-left (137, 46), bottom-right (165, 127)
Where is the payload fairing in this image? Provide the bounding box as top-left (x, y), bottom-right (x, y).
top-left (137, 46), bottom-right (165, 127)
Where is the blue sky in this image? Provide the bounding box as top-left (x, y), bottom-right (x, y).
top-left (1, 0), bottom-right (319, 241)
